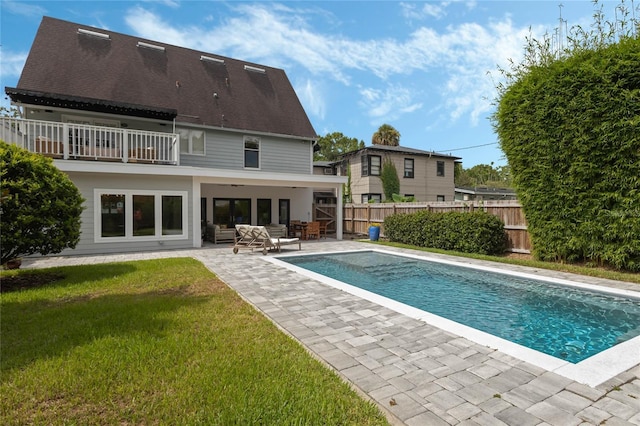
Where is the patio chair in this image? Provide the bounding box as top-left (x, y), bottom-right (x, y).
top-left (318, 221), bottom-right (328, 239)
top-left (306, 221), bottom-right (320, 240)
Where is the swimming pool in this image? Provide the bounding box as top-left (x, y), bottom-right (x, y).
top-left (267, 249), bottom-right (640, 386)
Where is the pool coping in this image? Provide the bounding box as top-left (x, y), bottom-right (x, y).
top-left (265, 248), bottom-right (640, 388)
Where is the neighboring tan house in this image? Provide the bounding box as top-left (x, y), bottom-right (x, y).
top-left (332, 145), bottom-right (460, 203)
top-left (455, 186), bottom-right (518, 201)
top-left (2, 16), bottom-right (346, 256)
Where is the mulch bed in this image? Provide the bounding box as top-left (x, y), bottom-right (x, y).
top-left (0, 273), bottom-right (64, 293)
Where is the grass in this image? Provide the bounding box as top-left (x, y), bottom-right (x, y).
top-left (369, 240), bottom-right (640, 285)
top-left (0, 258), bottom-right (389, 425)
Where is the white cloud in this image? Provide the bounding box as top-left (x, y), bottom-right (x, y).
top-left (0, 50), bottom-right (28, 80)
top-left (295, 79), bottom-right (326, 120)
top-left (358, 84), bottom-right (423, 123)
top-left (124, 7), bottom-right (192, 46)
top-left (122, 3), bottom-right (535, 127)
top-left (400, 1), bottom-right (449, 20)
top-left (1, 1), bottom-right (46, 17)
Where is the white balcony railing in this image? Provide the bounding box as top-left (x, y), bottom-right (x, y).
top-left (0, 117), bottom-right (180, 165)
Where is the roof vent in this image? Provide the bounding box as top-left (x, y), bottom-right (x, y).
top-left (78, 28), bottom-right (110, 40)
top-left (137, 41), bottom-right (165, 52)
top-left (244, 65), bottom-right (266, 74)
top-left (200, 55), bottom-right (224, 64)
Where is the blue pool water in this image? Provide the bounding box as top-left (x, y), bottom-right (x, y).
top-left (282, 251), bottom-right (640, 363)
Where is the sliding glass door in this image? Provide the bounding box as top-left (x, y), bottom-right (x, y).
top-left (213, 198), bottom-right (251, 228)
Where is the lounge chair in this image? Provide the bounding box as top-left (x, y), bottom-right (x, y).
top-left (232, 225), bottom-right (301, 255)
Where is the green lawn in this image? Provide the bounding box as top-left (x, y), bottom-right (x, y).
top-left (370, 241), bottom-right (640, 284)
top-left (0, 258), bottom-right (389, 425)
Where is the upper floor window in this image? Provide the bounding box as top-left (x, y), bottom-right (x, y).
top-left (404, 158), bottom-right (414, 178)
top-left (361, 154), bottom-right (381, 176)
top-left (178, 129), bottom-right (205, 155)
top-left (244, 136), bottom-right (260, 169)
top-left (340, 160), bottom-right (349, 176)
top-left (437, 161), bottom-right (445, 177)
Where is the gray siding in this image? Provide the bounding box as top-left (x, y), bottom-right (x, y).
top-left (174, 128), bottom-right (312, 174)
top-left (25, 109), bottom-right (313, 174)
top-left (62, 171), bottom-right (194, 256)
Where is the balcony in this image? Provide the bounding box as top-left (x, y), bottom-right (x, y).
top-left (0, 117), bottom-right (180, 165)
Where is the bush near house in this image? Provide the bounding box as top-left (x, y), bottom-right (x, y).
top-left (384, 211), bottom-right (507, 255)
top-left (0, 141), bottom-right (85, 265)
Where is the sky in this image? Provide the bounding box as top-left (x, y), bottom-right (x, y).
top-left (0, 0), bottom-right (631, 167)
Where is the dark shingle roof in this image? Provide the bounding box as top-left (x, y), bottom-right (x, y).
top-left (339, 144), bottom-right (461, 160)
top-left (10, 16), bottom-right (316, 139)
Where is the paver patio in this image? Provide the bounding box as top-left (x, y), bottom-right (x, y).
top-left (21, 240), bottom-right (640, 425)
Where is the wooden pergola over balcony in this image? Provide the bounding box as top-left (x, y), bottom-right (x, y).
top-left (1, 117), bottom-right (180, 165)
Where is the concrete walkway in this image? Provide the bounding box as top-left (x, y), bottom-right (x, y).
top-left (21, 240), bottom-right (640, 425)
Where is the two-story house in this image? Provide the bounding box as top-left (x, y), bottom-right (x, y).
top-left (2, 16), bottom-right (346, 256)
top-left (335, 145), bottom-right (460, 203)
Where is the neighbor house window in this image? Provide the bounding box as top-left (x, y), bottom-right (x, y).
top-left (437, 195), bottom-right (445, 201)
top-left (178, 128), bottom-right (205, 155)
top-left (361, 193), bottom-right (382, 203)
top-left (340, 160), bottom-right (349, 176)
top-left (404, 158), bottom-right (414, 178)
top-left (96, 189), bottom-right (188, 242)
top-left (437, 161), bottom-right (445, 177)
top-left (361, 155), bottom-right (381, 176)
top-left (244, 136), bottom-right (260, 169)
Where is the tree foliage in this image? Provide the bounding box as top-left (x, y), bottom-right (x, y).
top-left (492, 2), bottom-right (640, 271)
top-left (454, 163), bottom-right (513, 188)
top-left (314, 132), bottom-right (364, 161)
top-left (0, 141), bottom-right (85, 264)
top-left (371, 124), bottom-right (400, 146)
top-left (380, 158), bottom-right (400, 201)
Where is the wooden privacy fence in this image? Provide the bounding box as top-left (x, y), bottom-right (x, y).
top-left (341, 200), bottom-right (531, 253)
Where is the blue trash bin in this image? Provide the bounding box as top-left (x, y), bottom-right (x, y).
top-left (368, 226), bottom-right (380, 241)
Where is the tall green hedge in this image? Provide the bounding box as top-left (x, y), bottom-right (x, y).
top-left (384, 211), bottom-right (507, 255)
top-left (494, 37), bottom-right (640, 271)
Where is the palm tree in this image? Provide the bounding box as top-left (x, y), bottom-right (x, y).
top-left (371, 124), bottom-right (400, 146)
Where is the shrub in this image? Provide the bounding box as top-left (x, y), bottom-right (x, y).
top-left (492, 14), bottom-right (640, 271)
top-left (0, 141), bottom-right (85, 264)
top-left (384, 210), bottom-right (507, 255)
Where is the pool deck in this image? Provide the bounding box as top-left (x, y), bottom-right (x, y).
top-left (20, 240), bottom-right (640, 426)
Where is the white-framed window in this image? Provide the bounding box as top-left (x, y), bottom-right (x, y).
top-left (94, 189), bottom-right (188, 242)
top-left (178, 128), bottom-right (205, 155)
top-left (244, 136), bottom-right (260, 169)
